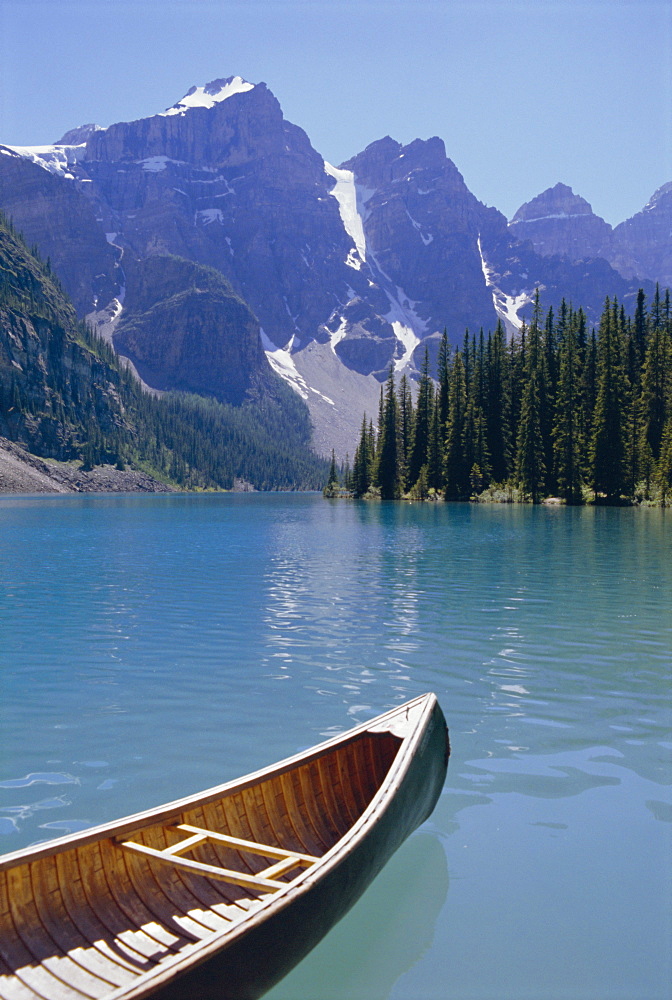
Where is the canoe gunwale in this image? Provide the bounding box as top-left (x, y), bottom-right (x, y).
top-left (0, 694), bottom-right (431, 873)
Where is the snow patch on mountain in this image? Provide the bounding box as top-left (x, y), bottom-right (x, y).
top-left (477, 236), bottom-right (533, 338)
top-left (329, 315), bottom-right (349, 354)
top-left (195, 208), bottom-right (224, 225)
top-left (1, 142), bottom-right (86, 180)
top-left (141, 156), bottom-right (173, 172)
top-left (161, 77), bottom-right (254, 117)
top-left (510, 212), bottom-right (587, 225)
top-left (390, 320), bottom-right (421, 371)
top-left (361, 237), bottom-right (427, 370)
top-left (261, 330), bottom-right (335, 406)
top-left (324, 162), bottom-right (367, 265)
top-left (406, 209), bottom-right (433, 245)
top-left (381, 282), bottom-right (426, 372)
top-left (55, 124), bottom-right (103, 146)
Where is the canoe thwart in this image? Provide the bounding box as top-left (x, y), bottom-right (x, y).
top-left (173, 824), bottom-right (320, 865)
top-left (118, 822), bottom-right (319, 893)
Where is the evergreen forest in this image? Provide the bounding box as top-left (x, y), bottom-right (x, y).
top-left (327, 290), bottom-right (672, 505)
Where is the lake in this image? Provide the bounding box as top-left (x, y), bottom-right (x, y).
top-left (0, 493), bottom-right (670, 999)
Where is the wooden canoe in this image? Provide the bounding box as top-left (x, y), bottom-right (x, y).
top-left (0, 693), bottom-right (449, 1000)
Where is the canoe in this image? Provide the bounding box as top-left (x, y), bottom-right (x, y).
top-left (0, 693), bottom-right (449, 1000)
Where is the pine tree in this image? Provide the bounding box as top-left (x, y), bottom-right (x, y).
top-left (408, 348), bottom-right (434, 490)
top-left (553, 305), bottom-right (583, 503)
top-left (538, 293), bottom-right (557, 494)
top-left (486, 321), bottom-right (510, 483)
top-left (408, 464), bottom-right (430, 500)
top-left (343, 453), bottom-right (352, 492)
top-left (375, 369), bottom-right (402, 499)
top-left (323, 449), bottom-right (339, 497)
top-left (656, 416), bottom-right (672, 503)
top-left (623, 303), bottom-right (643, 495)
top-left (507, 322), bottom-right (525, 464)
top-left (516, 301), bottom-right (546, 502)
top-left (437, 329), bottom-right (450, 430)
top-left (590, 298), bottom-right (628, 501)
top-left (397, 374), bottom-right (414, 491)
top-left (461, 331), bottom-right (489, 492)
top-left (465, 405), bottom-right (490, 495)
top-left (578, 320), bottom-right (596, 481)
top-left (633, 288), bottom-right (647, 369)
top-left (444, 348), bottom-right (469, 499)
top-left (640, 285), bottom-right (671, 462)
top-left (427, 402), bottom-right (443, 491)
top-left (352, 414), bottom-right (374, 497)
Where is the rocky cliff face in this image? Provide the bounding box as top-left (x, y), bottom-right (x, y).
top-left (509, 181), bottom-right (671, 290)
top-left (339, 135), bottom-right (505, 365)
top-left (610, 183), bottom-right (672, 288)
top-left (0, 221), bottom-right (129, 458)
top-left (509, 183), bottom-right (613, 260)
top-left (82, 80), bottom-right (360, 357)
top-left (114, 255), bottom-right (270, 405)
top-left (0, 76), bottom-right (665, 457)
top-left (0, 150), bottom-right (120, 315)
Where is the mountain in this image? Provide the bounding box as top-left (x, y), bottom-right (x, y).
top-left (0, 150), bottom-right (120, 315)
top-left (114, 254), bottom-right (272, 405)
top-left (610, 183), bottom-right (672, 288)
top-left (0, 212), bottom-right (327, 490)
top-left (509, 181), bottom-right (672, 291)
top-left (508, 183), bottom-right (613, 260)
top-left (0, 76), bottom-right (664, 458)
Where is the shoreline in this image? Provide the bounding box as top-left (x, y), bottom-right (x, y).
top-left (0, 437), bottom-right (173, 495)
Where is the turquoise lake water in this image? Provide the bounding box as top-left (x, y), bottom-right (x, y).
top-left (0, 493), bottom-right (670, 999)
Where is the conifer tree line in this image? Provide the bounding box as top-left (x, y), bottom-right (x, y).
top-left (332, 289), bottom-right (672, 504)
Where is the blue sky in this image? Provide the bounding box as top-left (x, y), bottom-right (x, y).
top-left (1, 0), bottom-right (670, 225)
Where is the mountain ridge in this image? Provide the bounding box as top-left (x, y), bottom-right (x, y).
top-left (0, 75), bottom-right (666, 457)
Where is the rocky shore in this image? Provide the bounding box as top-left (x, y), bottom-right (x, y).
top-left (0, 437), bottom-right (173, 494)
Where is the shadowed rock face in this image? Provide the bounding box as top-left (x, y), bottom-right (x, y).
top-left (114, 255), bottom-right (269, 405)
top-left (341, 135), bottom-right (508, 346)
top-left (610, 183), bottom-right (672, 288)
top-left (509, 183), bottom-right (613, 261)
top-left (0, 153), bottom-right (119, 315)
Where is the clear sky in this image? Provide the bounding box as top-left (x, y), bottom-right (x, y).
top-left (1, 0), bottom-right (670, 226)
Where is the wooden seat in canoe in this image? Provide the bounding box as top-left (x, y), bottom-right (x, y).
top-left (119, 824), bottom-right (320, 892)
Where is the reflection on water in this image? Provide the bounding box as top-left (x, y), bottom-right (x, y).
top-left (266, 833), bottom-right (448, 1000)
top-left (0, 494), bottom-right (670, 999)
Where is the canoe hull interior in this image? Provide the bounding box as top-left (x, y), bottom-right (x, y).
top-left (0, 694), bottom-right (449, 1000)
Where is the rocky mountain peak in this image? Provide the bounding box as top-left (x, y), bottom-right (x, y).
top-left (82, 76), bottom-right (286, 168)
top-left (511, 182), bottom-right (600, 224)
top-left (340, 136), bottom-right (402, 186)
top-left (610, 181), bottom-right (672, 287)
top-left (160, 76), bottom-right (256, 117)
top-left (509, 182), bottom-right (612, 262)
top-left (643, 181), bottom-right (672, 212)
top-left (341, 134), bottom-right (460, 192)
top-left (54, 124), bottom-right (103, 146)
